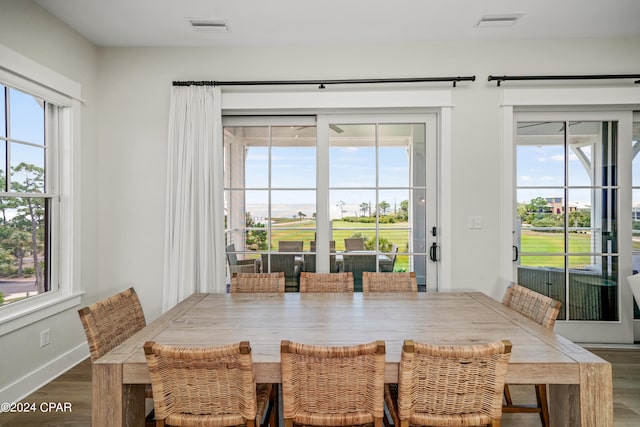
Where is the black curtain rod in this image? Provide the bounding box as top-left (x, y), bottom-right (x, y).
top-left (173, 76), bottom-right (476, 88)
top-left (488, 74), bottom-right (640, 87)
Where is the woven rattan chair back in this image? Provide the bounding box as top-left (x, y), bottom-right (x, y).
top-left (502, 283), bottom-right (562, 329)
top-left (501, 283), bottom-right (561, 427)
top-left (281, 340), bottom-right (385, 427)
top-left (231, 272), bottom-right (285, 293)
top-left (144, 341), bottom-right (274, 427)
top-left (299, 272), bottom-right (354, 293)
top-left (77, 287), bottom-right (146, 361)
top-left (387, 339), bottom-right (512, 427)
top-left (362, 272), bottom-right (417, 293)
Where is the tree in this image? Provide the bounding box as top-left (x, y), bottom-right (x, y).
top-left (398, 200), bottom-right (409, 220)
top-left (359, 202), bottom-right (369, 217)
top-left (11, 162), bottom-right (46, 293)
top-left (378, 200), bottom-right (390, 215)
top-left (337, 201), bottom-right (346, 219)
top-left (298, 211), bottom-right (306, 220)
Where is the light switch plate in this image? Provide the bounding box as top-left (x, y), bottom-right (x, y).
top-left (468, 216), bottom-right (482, 229)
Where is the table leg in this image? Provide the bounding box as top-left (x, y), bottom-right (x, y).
top-left (93, 363), bottom-right (145, 427)
top-left (548, 362), bottom-right (613, 427)
top-left (549, 384), bottom-right (580, 426)
top-left (579, 362), bottom-right (613, 427)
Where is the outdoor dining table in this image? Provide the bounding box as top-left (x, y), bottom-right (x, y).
top-left (92, 291), bottom-right (612, 427)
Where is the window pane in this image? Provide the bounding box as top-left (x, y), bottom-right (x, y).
top-left (245, 145), bottom-right (269, 188)
top-left (517, 121), bottom-right (565, 187)
top-left (272, 126), bottom-right (316, 188)
top-left (10, 142), bottom-right (45, 192)
top-left (378, 124), bottom-right (417, 187)
top-left (0, 85), bottom-right (5, 138)
top-left (568, 255), bottom-right (618, 321)
top-left (330, 124), bottom-right (375, 187)
top-left (0, 142), bottom-right (5, 192)
top-left (517, 189), bottom-right (565, 253)
top-left (9, 88), bottom-right (44, 145)
top-left (567, 189), bottom-right (593, 253)
top-left (517, 255), bottom-right (566, 320)
top-left (0, 197), bottom-right (48, 306)
top-left (568, 123), bottom-right (593, 186)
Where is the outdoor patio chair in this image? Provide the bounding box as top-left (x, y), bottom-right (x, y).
top-left (261, 253), bottom-right (302, 292)
top-left (385, 339), bottom-right (512, 427)
top-left (227, 244), bottom-right (258, 274)
top-left (362, 272), bottom-right (417, 293)
top-left (501, 282), bottom-right (562, 427)
top-left (144, 340), bottom-right (276, 427)
top-left (281, 339), bottom-right (385, 427)
top-left (278, 240), bottom-right (304, 252)
top-left (299, 272), bottom-right (354, 292)
top-left (344, 237), bottom-right (365, 251)
top-left (343, 253), bottom-right (377, 292)
top-left (231, 272), bottom-right (285, 293)
top-left (304, 241), bottom-right (338, 273)
top-left (378, 244), bottom-right (398, 272)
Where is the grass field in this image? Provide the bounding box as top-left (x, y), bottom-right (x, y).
top-left (520, 230), bottom-right (603, 268)
top-left (268, 219), bottom-right (411, 271)
top-left (254, 222), bottom-right (612, 271)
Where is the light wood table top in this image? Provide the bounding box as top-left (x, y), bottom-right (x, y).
top-left (93, 292), bottom-right (612, 427)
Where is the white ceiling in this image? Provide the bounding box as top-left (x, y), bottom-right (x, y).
top-left (34, 0), bottom-right (640, 48)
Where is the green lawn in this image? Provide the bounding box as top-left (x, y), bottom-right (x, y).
top-left (261, 223), bottom-right (608, 271)
top-left (520, 230), bottom-right (599, 269)
top-left (268, 219), bottom-right (411, 271)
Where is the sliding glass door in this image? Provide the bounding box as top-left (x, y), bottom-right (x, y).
top-left (224, 113), bottom-right (438, 291)
top-left (513, 111), bottom-right (633, 342)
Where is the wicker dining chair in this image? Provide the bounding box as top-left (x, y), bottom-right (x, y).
top-left (501, 282), bottom-right (562, 427)
top-left (362, 272), bottom-right (418, 293)
top-left (144, 340), bottom-right (276, 427)
top-left (77, 287), bottom-right (154, 405)
top-left (231, 272), bottom-right (285, 293)
top-left (281, 340), bottom-right (386, 427)
top-left (78, 287), bottom-right (147, 362)
top-left (385, 339), bottom-right (512, 427)
top-left (299, 272), bottom-right (354, 293)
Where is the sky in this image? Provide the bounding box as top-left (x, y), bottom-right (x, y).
top-left (242, 127), bottom-right (417, 219)
top-left (0, 85), bottom-right (46, 192)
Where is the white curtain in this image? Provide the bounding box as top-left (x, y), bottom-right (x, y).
top-left (162, 85), bottom-right (226, 312)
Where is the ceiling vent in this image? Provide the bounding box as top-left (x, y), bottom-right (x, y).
top-left (476, 13), bottom-right (523, 27)
top-left (187, 18), bottom-right (230, 32)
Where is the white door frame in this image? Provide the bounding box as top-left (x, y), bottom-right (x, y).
top-left (221, 89), bottom-right (452, 291)
top-left (499, 87), bottom-right (640, 343)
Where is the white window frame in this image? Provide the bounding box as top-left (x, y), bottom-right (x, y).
top-left (0, 44), bottom-right (83, 335)
top-left (499, 86), bottom-right (640, 343)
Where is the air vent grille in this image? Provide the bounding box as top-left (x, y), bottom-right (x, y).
top-left (476, 14), bottom-right (523, 27)
top-left (188, 19), bottom-right (230, 32)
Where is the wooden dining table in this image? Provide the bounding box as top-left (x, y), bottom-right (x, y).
top-left (92, 291), bottom-right (612, 427)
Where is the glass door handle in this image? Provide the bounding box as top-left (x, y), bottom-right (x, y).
top-left (513, 245), bottom-right (519, 262)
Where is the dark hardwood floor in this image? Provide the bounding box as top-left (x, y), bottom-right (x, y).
top-left (1, 348), bottom-right (638, 426)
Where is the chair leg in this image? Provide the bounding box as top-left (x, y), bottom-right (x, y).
top-left (535, 384), bottom-right (550, 427)
top-left (503, 384), bottom-right (513, 405)
top-left (490, 419), bottom-right (502, 427)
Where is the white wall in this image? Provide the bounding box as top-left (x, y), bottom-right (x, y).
top-left (0, 0), bottom-right (99, 400)
top-left (1, 0), bottom-right (640, 402)
top-left (97, 38), bottom-right (640, 320)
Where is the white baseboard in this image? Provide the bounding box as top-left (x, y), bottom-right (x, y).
top-left (0, 343), bottom-right (89, 404)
